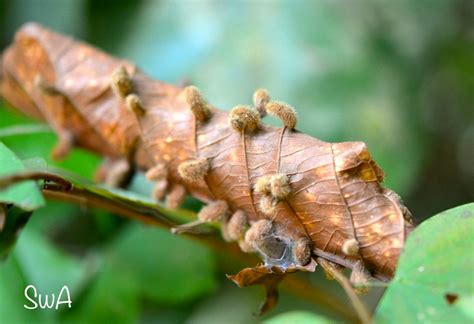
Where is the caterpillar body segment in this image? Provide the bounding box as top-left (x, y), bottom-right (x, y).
top-left (1, 23), bottom-right (416, 313)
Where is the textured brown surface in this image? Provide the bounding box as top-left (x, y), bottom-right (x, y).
top-left (0, 23), bottom-right (415, 283)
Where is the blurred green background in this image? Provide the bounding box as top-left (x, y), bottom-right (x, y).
top-left (0, 0), bottom-right (473, 323)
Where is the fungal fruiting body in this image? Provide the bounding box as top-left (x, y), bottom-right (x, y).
top-left (0, 23), bottom-right (416, 313)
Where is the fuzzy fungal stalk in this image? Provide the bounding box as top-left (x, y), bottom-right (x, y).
top-left (125, 94), bottom-right (145, 116)
top-left (342, 238), bottom-right (360, 257)
top-left (228, 105), bottom-right (260, 132)
top-left (145, 164), bottom-right (168, 181)
top-left (265, 101), bottom-right (297, 129)
top-left (293, 237), bottom-right (312, 266)
top-left (165, 184), bottom-right (186, 209)
top-left (182, 86), bottom-right (211, 122)
top-left (270, 174), bottom-right (291, 200)
top-left (350, 260), bottom-right (371, 295)
top-left (178, 158), bottom-right (210, 181)
top-left (238, 239), bottom-right (254, 253)
top-left (152, 179), bottom-right (168, 201)
top-left (254, 175), bottom-right (272, 195)
top-left (259, 195), bottom-right (277, 215)
top-left (51, 131), bottom-right (74, 161)
top-left (198, 200), bottom-right (230, 223)
top-left (225, 210), bottom-right (248, 241)
top-left (253, 88), bottom-right (270, 117)
top-left (244, 219), bottom-right (273, 245)
top-left (104, 159), bottom-right (130, 188)
top-left (111, 66), bottom-right (133, 98)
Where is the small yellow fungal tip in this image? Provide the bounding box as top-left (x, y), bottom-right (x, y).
top-left (178, 157), bottom-right (210, 181)
top-left (145, 164), bottom-right (167, 181)
top-left (258, 195), bottom-right (277, 215)
top-left (111, 66), bottom-right (133, 98)
top-left (228, 105), bottom-right (260, 132)
top-left (198, 200), bottom-right (229, 223)
top-left (265, 101), bottom-right (297, 129)
top-left (253, 88), bottom-right (270, 117)
top-left (226, 210), bottom-right (248, 241)
top-left (244, 219), bottom-right (273, 244)
top-left (270, 174), bottom-right (291, 200)
top-left (342, 238), bottom-right (360, 256)
top-left (294, 237), bottom-right (312, 266)
top-left (254, 175), bottom-right (272, 195)
top-left (125, 94), bottom-right (145, 116)
top-left (183, 86), bottom-right (211, 122)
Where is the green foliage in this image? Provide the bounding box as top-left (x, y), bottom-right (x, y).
top-left (376, 203), bottom-right (474, 323)
top-left (1, 0), bottom-right (473, 322)
top-left (65, 225), bottom-right (216, 323)
top-left (264, 311), bottom-right (333, 324)
top-left (0, 228), bottom-right (87, 323)
top-left (0, 142), bottom-right (44, 211)
top-left (0, 142), bottom-right (45, 259)
top-left (107, 225), bottom-right (216, 304)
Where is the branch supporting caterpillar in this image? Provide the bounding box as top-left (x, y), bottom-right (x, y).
top-left (0, 23), bottom-right (415, 313)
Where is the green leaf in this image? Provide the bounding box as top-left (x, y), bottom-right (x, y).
top-left (264, 311), bottom-right (333, 324)
top-left (375, 203), bottom-right (474, 323)
top-left (0, 227), bottom-right (87, 323)
top-left (0, 142), bottom-right (45, 211)
top-left (63, 224), bottom-right (217, 323)
top-left (62, 263), bottom-right (140, 324)
top-left (14, 228), bottom-right (86, 294)
top-left (0, 206), bottom-right (32, 260)
top-left (0, 255), bottom-right (44, 323)
top-left (0, 107), bottom-right (101, 181)
top-left (107, 225), bottom-right (217, 304)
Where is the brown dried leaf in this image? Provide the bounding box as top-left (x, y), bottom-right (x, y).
top-left (0, 23), bottom-right (415, 288)
top-left (227, 259), bottom-right (316, 315)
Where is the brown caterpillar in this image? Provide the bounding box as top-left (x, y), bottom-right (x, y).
top-left (0, 23), bottom-right (415, 312)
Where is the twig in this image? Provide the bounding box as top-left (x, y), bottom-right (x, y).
top-left (0, 171), bottom-right (358, 322)
top-left (317, 257), bottom-right (372, 324)
top-left (0, 124), bottom-right (52, 137)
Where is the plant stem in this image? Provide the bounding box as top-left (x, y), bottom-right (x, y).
top-left (317, 257), bottom-right (372, 324)
top-left (0, 171), bottom-right (358, 322)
